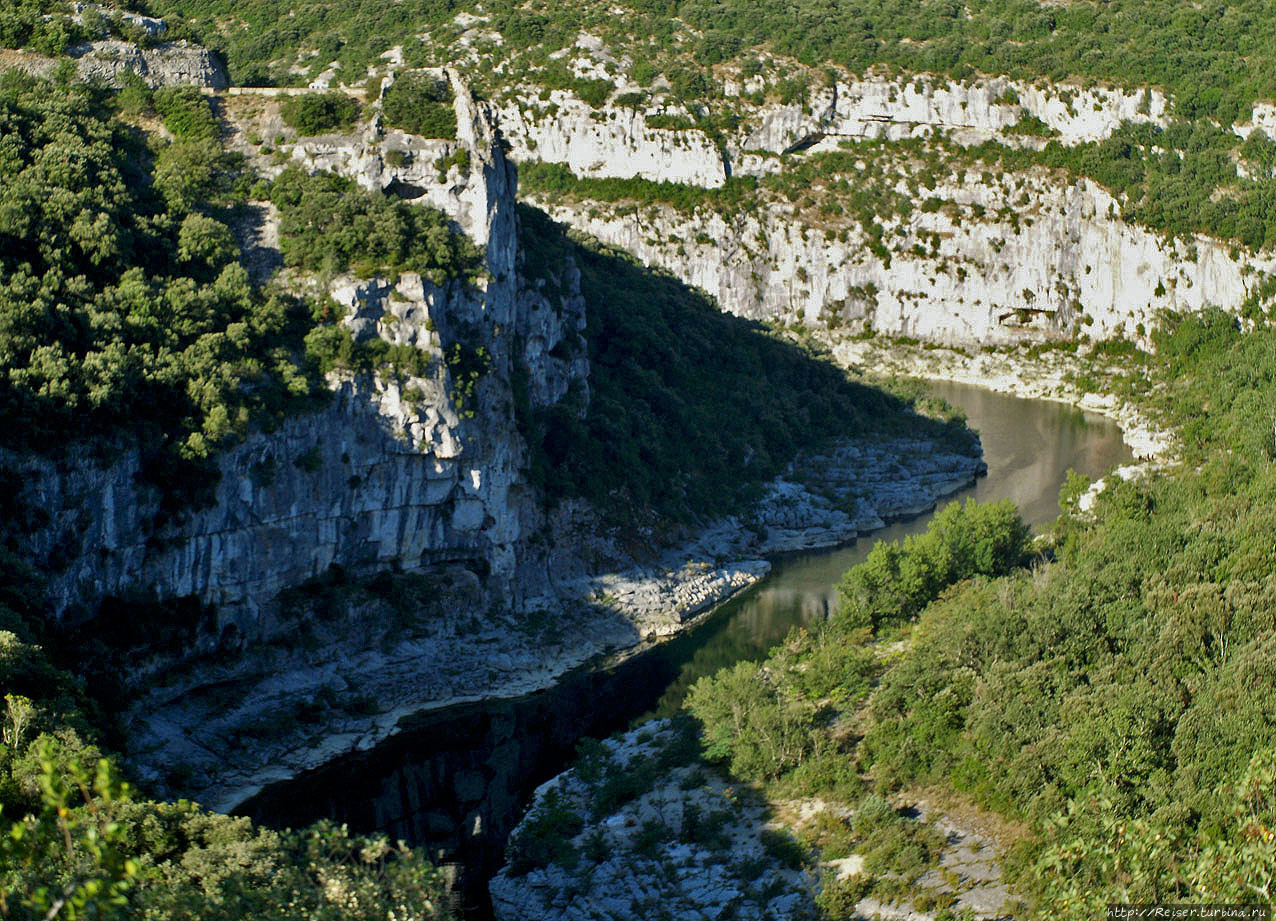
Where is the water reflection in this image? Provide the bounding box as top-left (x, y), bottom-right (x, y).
top-left (640, 381), bottom-right (1133, 719)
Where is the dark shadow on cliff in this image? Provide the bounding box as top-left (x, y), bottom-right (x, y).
top-left (514, 204), bottom-right (976, 528)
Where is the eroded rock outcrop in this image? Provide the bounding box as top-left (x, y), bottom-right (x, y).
top-left (489, 59), bottom-right (1271, 346)
top-left (71, 39), bottom-right (228, 88)
top-left (492, 71), bottom-right (1168, 191)
top-left (14, 70), bottom-right (582, 627)
top-left (489, 721), bottom-right (820, 921)
top-left (737, 74), bottom-right (1166, 155)
top-left (531, 171), bottom-right (1276, 345)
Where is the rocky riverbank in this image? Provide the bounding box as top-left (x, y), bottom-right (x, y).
top-left (489, 720), bottom-right (820, 921)
top-left (490, 339), bottom-right (1157, 921)
top-left (0, 66), bottom-right (976, 821)
top-left (490, 723), bottom-right (1019, 921)
top-left (830, 335), bottom-right (1175, 516)
top-left (126, 424), bottom-right (982, 816)
top-left (831, 336), bottom-right (1172, 461)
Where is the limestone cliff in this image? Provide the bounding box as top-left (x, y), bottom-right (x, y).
top-left (530, 172), bottom-right (1275, 345)
top-left (0, 38), bottom-right (228, 88)
top-left (6, 67), bottom-right (988, 813)
top-left (71, 39), bottom-right (229, 88)
top-left (493, 71), bottom-right (1168, 192)
top-left (13, 69), bottom-right (585, 630)
top-left (487, 61), bottom-right (1273, 345)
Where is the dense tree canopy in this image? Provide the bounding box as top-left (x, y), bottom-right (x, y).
top-left (0, 72), bottom-right (323, 473)
top-left (267, 166), bottom-right (483, 283)
top-left (149, 0), bottom-right (1276, 122)
top-left (683, 310), bottom-right (1276, 913)
top-left (381, 72), bottom-right (456, 138)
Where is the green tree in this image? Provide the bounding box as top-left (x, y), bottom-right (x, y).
top-left (280, 92), bottom-right (361, 136)
top-left (381, 73), bottom-right (456, 138)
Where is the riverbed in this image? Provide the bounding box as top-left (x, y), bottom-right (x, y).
top-left (238, 380), bottom-right (1132, 916)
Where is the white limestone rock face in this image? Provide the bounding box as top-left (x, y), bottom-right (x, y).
top-left (490, 721), bottom-right (820, 921)
top-left (742, 75), bottom-right (1166, 155)
top-left (532, 171), bottom-right (1276, 346)
top-left (1235, 101), bottom-right (1276, 139)
top-left (495, 92), bottom-right (729, 187)
top-left (12, 71), bottom-right (586, 628)
top-left (491, 71), bottom-right (1166, 187)
top-left (70, 39), bottom-right (228, 88)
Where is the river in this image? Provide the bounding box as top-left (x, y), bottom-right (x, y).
top-left (238, 380), bottom-right (1132, 916)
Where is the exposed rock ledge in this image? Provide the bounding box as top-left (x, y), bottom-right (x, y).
top-left (491, 721), bottom-right (1016, 921)
top-left (831, 336), bottom-right (1172, 461)
top-left (489, 720), bottom-right (820, 921)
top-left (127, 428), bottom-right (983, 815)
top-left (0, 40), bottom-right (228, 88)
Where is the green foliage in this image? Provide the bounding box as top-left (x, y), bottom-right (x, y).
top-left (520, 160), bottom-right (759, 216)
top-left (1, 742), bottom-right (139, 920)
top-left (3, 785), bottom-right (453, 920)
top-left (0, 72), bottom-right (323, 479)
top-left (836, 498), bottom-right (1032, 631)
top-left (121, 812), bottom-right (452, 920)
top-left (148, 0), bottom-right (1276, 256)
top-left (963, 119), bottom-right (1276, 250)
top-left (146, 0), bottom-right (464, 87)
top-left (841, 311), bottom-right (1276, 908)
top-left (677, 409), bottom-right (1276, 908)
top-left (852, 795), bottom-right (946, 881)
top-left (506, 788), bottom-right (584, 875)
top-left (759, 827), bottom-right (808, 870)
top-left (816, 871), bottom-right (874, 920)
top-left (571, 77), bottom-right (613, 108)
top-left (0, 614), bottom-right (453, 919)
top-left (686, 661), bottom-right (814, 780)
top-left (268, 166), bottom-right (484, 283)
top-left (152, 87), bottom-right (220, 140)
top-left (381, 73), bottom-right (456, 138)
top-left (515, 206), bottom-right (969, 523)
top-left (443, 339), bottom-right (490, 417)
top-left (1190, 748), bottom-right (1276, 903)
top-left (435, 147), bottom-right (470, 178)
top-left (149, 0), bottom-right (1276, 123)
top-left (0, 0), bottom-right (86, 55)
top-left (1006, 114), bottom-right (1056, 138)
top-left (280, 92), bottom-right (361, 136)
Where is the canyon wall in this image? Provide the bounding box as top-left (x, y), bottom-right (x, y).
top-left (531, 174), bottom-right (1273, 345)
top-left (493, 72), bottom-right (1169, 192)
top-left (492, 68), bottom-right (1273, 345)
top-left (10, 71), bottom-right (587, 633)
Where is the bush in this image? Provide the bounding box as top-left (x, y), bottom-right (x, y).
top-left (0, 73), bottom-right (323, 481)
top-left (153, 86), bottom-right (220, 140)
top-left (280, 91), bottom-right (361, 135)
top-left (836, 498), bottom-right (1032, 631)
top-left (268, 166), bottom-right (483, 283)
top-left (506, 788), bottom-right (584, 874)
top-left (381, 73), bottom-right (456, 138)
top-left (685, 661), bottom-right (814, 780)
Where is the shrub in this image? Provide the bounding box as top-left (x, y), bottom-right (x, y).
top-left (685, 661), bottom-right (814, 780)
top-left (506, 789), bottom-right (584, 874)
top-left (382, 73), bottom-right (456, 138)
top-left (280, 91), bottom-right (361, 135)
top-left (267, 166), bottom-right (483, 283)
top-left (153, 86), bottom-right (219, 139)
top-left (836, 498), bottom-right (1032, 631)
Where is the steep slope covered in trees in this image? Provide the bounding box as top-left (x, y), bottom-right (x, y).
top-left (671, 311), bottom-right (1276, 913)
